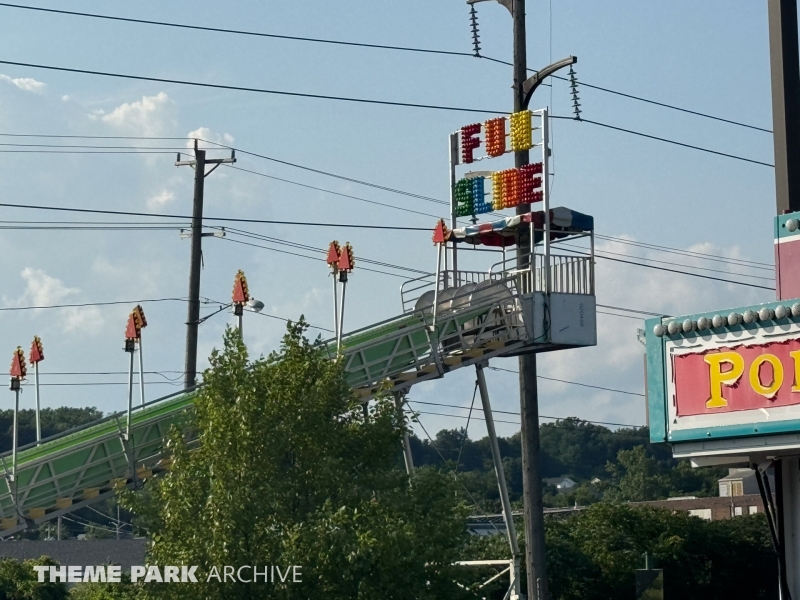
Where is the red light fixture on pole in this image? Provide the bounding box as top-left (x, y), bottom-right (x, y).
top-left (327, 241), bottom-right (342, 341)
top-left (336, 243), bottom-right (355, 352)
top-left (231, 270), bottom-right (250, 334)
top-left (124, 310), bottom-right (141, 439)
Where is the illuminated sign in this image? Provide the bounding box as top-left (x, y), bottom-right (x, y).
top-left (645, 300), bottom-right (800, 448)
top-left (455, 163), bottom-right (543, 216)
top-left (459, 110), bottom-right (535, 164)
top-left (673, 339), bottom-right (800, 416)
top-left (455, 110), bottom-right (544, 218)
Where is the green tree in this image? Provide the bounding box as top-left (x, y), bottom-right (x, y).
top-left (123, 323), bottom-right (475, 600)
top-left (605, 446), bottom-right (672, 502)
top-left (0, 556), bottom-right (68, 600)
top-left (69, 576), bottom-right (139, 600)
top-left (544, 504), bottom-right (776, 600)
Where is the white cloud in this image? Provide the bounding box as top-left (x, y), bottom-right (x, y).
top-left (147, 190), bottom-right (175, 210)
top-left (17, 268), bottom-right (104, 334)
top-left (98, 92), bottom-right (176, 137)
top-left (0, 74), bottom-right (46, 94)
top-left (19, 267), bottom-right (77, 306)
top-left (186, 127), bottom-right (234, 149)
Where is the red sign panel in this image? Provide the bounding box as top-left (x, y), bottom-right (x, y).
top-left (673, 338), bottom-right (800, 416)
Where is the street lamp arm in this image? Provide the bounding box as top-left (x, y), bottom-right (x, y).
top-left (466, 0), bottom-right (512, 15)
top-left (522, 55), bottom-right (577, 109)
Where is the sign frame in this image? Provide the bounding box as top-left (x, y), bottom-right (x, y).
top-left (647, 298), bottom-right (800, 451)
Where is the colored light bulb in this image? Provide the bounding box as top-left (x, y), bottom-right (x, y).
top-left (461, 123), bottom-right (482, 164)
top-left (510, 110), bottom-right (533, 152)
top-left (484, 117), bottom-right (506, 158)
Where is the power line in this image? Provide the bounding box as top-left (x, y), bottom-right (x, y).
top-left (0, 59), bottom-right (504, 115)
top-left (409, 408), bottom-right (648, 435)
top-left (596, 304), bottom-right (664, 317)
top-left (1, 2), bottom-right (771, 135)
top-left (411, 399), bottom-right (645, 426)
top-left (486, 366), bottom-right (644, 397)
top-left (218, 236), bottom-right (413, 280)
top-left (205, 141), bottom-right (447, 205)
top-left (595, 234), bottom-right (774, 269)
top-left (221, 227), bottom-right (430, 275)
top-left (553, 75), bottom-right (772, 134)
top-left (227, 165), bottom-right (446, 221)
top-left (0, 297), bottom-right (203, 312)
top-left (561, 246), bottom-right (776, 291)
top-left (0, 3), bottom-right (474, 58)
top-left (554, 117), bottom-right (774, 168)
top-left (0, 201), bottom-right (431, 231)
top-left (561, 242), bottom-right (776, 282)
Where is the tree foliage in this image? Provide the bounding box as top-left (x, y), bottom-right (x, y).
top-left (0, 556), bottom-right (67, 600)
top-left (545, 504), bottom-right (776, 600)
top-left (123, 323), bottom-right (475, 600)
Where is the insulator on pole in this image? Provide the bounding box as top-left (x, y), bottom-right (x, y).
top-left (470, 4), bottom-right (481, 57)
top-left (568, 65), bottom-right (582, 121)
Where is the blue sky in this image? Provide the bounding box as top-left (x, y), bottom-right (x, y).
top-left (0, 1), bottom-right (781, 438)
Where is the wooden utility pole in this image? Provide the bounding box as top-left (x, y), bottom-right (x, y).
top-left (511, 1), bottom-right (549, 598)
top-left (769, 0), bottom-right (800, 214)
top-left (177, 142), bottom-right (235, 389)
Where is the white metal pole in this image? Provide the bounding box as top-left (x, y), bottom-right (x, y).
top-left (34, 362), bottom-right (41, 445)
top-left (449, 132), bottom-right (459, 287)
top-left (541, 109), bottom-right (551, 296)
top-left (337, 277), bottom-right (347, 353)
top-left (332, 271), bottom-right (340, 341)
top-left (475, 364), bottom-right (521, 565)
top-left (395, 393), bottom-right (414, 475)
top-left (432, 244), bottom-right (443, 327)
top-left (11, 386), bottom-right (19, 484)
top-left (237, 313), bottom-right (243, 336)
top-left (126, 349), bottom-right (134, 440)
top-left (137, 337), bottom-right (145, 407)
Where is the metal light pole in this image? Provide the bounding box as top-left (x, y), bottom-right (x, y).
top-left (336, 243), bottom-right (355, 352)
top-left (9, 347), bottom-right (26, 495)
top-left (476, 363), bottom-right (521, 599)
top-left (327, 242), bottom-right (342, 341)
top-left (131, 305), bottom-right (147, 407)
top-left (29, 337), bottom-right (43, 445)
top-left (124, 311), bottom-right (140, 440)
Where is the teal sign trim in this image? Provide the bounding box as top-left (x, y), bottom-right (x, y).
top-left (775, 210), bottom-right (800, 242)
top-left (645, 297), bottom-right (800, 445)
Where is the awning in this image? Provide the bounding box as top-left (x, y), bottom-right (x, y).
top-left (447, 207), bottom-right (593, 247)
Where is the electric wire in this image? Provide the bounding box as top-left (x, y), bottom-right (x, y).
top-left (221, 227), bottom-right (430, 275)
top-left (0, 201), bottom-right (432, 231)
top-left (486, 365), bottom-right (645, 397)
top-left (0, 3), bottom-right (475, 58)
top-left (408, 407), bottom-right (648, 435)
top-left (226, 165), bottom-right (446, 221)
top-left (0, 59), bottom-right (504, 116)
top-left (560, 246), bottom-right (775, 291)
top-left (552, 116), bottom-right (774, 168)
top-left (595, 234), bottom-right (773, 269)
top-left (408, 410), bottom-right (505, 535)
top-left (0, 3), bottom-right (772, 134)
top-left (0, 297), bottom-right (204, 312)
top-left (561, 242), bottom-right (775, 282)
